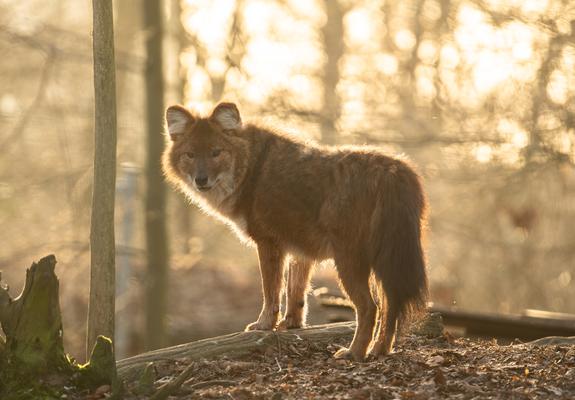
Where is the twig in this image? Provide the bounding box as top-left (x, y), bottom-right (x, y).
top-left (149, 361), bottom-right (196, 400)
top-left (188, 380), bottom-right (236, 390)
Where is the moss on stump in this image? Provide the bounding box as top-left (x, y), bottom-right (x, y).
top-left (0, 255), bottom-right (119, 399)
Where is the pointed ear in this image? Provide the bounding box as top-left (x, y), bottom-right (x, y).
top-left (210, 102), bottom-right (242, 131)
top-left (166, 105), bottom-right (195, 140)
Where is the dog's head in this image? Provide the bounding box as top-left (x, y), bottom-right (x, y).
top-left (164, 102), bottom-right (244, 193)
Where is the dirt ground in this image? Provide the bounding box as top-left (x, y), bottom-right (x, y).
top-left (110, 331), bottom-right (575, 400)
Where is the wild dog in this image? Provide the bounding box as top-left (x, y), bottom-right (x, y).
top-left (162, 102), bottom-right (428, 361)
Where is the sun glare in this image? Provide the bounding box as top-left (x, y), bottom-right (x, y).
top-left (394, 29), bottom-right (416, 51)
top-left (345, 7), bottom-right (380, 50)
top-left (472, 52), bottom-right (512, 92)
top-left (184, 0), bottom-right (236, 53)
top-left (454, 4), bottom-right (539, 96)
top-left (498, 119), bottom-right (528, 148)
top-left (375, 53), bottom-right (399, 75)
top-left (547, 71), bottom-right (568, 105)
top-left (474, 144), bottom-right (493, 163)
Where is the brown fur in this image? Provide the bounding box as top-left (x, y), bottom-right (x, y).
top-left (163, 103), bottom-right (429, 361)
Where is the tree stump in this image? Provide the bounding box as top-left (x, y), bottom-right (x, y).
top-left (0, 255), bottom-right (119, 399)
top-left (0, 255), bottom-right (69, 377)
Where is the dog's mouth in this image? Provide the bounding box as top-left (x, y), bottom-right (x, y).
top-left (196, 185), bottom-right (212, 192)
top-left (195, 178), bottom-right (220, 192)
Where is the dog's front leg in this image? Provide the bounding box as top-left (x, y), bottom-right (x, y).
top-left (245, 240), bottom-right (285, 331)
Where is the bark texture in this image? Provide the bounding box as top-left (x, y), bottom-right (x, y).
top-left (117, 322), bottom-right (356, 382)
top-left (88, 0), bottom-right (118, 358)
top-left (0, 255), bottom-right (67, 373)
top-left (0, 256), bottom-right (119, 398)
top-left (144, 0), bottom-right (169, 351)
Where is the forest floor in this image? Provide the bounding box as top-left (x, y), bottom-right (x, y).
top-left (106, 330), bottom-right (575, 400)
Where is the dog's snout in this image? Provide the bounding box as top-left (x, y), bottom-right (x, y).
top-left (195, 176), bottom-right (208, 187)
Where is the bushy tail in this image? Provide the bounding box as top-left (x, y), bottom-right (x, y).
top-left (371, 164), bottom-right (428, 330)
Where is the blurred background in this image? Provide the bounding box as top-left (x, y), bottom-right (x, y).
top-left (0, 0), bottom-right (574, 361)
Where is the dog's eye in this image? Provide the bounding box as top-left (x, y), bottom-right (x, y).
top-left (184, 152), bottom-right (195, 159)
top-left (211, 149), bottom-right (222, 158)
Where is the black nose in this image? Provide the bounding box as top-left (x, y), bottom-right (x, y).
top-left (195, 176), bottom-right (208, 187)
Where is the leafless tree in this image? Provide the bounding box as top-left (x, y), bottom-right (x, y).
top-left (87, 0), bottom-right (117, 359)
top-left (144, 0), bottom-right (169, 350)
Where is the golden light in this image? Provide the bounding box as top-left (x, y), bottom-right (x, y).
top-left (345, 7), bottom-right (377, 48)
top-left (416, 65), bottom-right (436, 100)
top-left (188, 68), bottom-right (211, 99)
top-left (394, 29), bottom-right (416, 51)
top-left (374, 53), bottom-right (399, 75)
top-left (287, 75), bottom-right (322, 108)
top-left (206, 57), bottom-right (228, 78)
top-left (498, 119), bottom-right (528, 148)
top-left (418, 40), bottom-right (438, 64)
top-left (242, 40), bottom-right (294, 86)
top-left (284, 0), bottom-right (324, 24)
top-left (474, 144), bottom-right (493, 163)
top-left (547, 71), bottom-right (568, 105)
top-left (242, 0), bottom-right (273, 36)
top-left (472, 51), bottom-right (512, 92)
top-left (184, 0), bottom-right (236, 52)
top-left (520, 0), bottom-right (549, 17)
top-left (440, 44), bottom-right (460, 69)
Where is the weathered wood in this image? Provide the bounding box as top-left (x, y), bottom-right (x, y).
top-left (433, 306), bottom-right (575, 341)
top-left (88, 0), bottom-right (118, 357)
top-left (143, 0), bottom-right (169, 352)
top-left (80, 336), bottom-right (120, 391)
top-left (0, 256), bottom-right (119, 398)
top-left (525, 336), bottom-right (575, 346)
top-left (0, 255), bottom-right (67, 373)
top-left (319, 295), bottom-right (575, 341)
top-left (117, 322), bottom-right (356, 382)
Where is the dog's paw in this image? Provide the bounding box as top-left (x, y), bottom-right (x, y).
top-left (245, 320), bottom-right (274, 331)
top-left (334, 347), bottom-right (365, 362)
top-left (367, 343), bottom-right (393, 359)
top-left (277, 315), bottom-right (304, 331)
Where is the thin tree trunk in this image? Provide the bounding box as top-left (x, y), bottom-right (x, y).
top-left (88, 0), bottom-right (118, 360)
top-left (144, 0), bottom-right (169, 351)
top-left (115, 0), bottom-right (142, 360)
top-left (166, 0), bottom-right (193, 254)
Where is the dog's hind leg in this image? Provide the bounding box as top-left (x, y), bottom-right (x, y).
top-left (333, 252), bottom-right (377, 361)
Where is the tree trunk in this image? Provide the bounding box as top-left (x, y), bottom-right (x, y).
top-left (144, 0), bottom-right (169, 351)
top-left (88, 0), bottom-right (118, 360)
top-left (165, 0), bottom-right (193, 255)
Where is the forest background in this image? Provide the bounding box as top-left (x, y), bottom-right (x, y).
top-left (0, 0), bottom-right (574, 362)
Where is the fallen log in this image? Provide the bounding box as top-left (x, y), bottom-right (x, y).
top-left (117, 322), bottom-right (356, 382)
top-left (118, 313), bottom-right (445, 384)
top-left (318, 295), bottom-right (575, 341)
